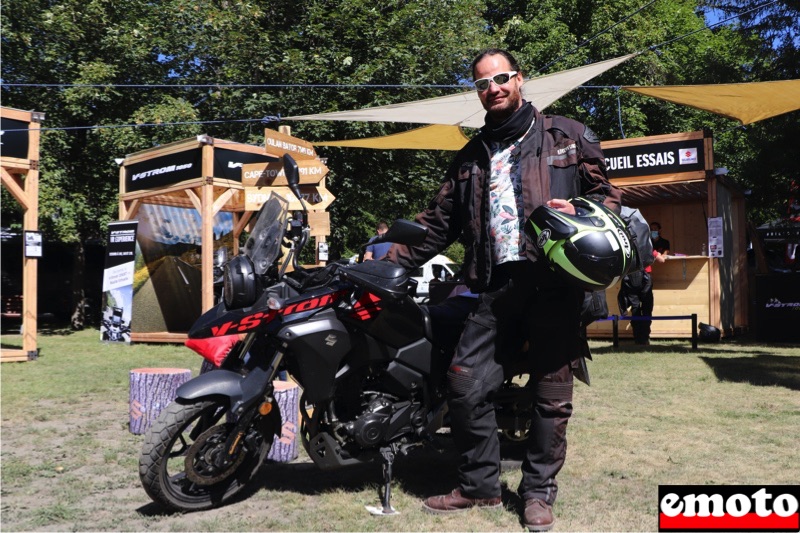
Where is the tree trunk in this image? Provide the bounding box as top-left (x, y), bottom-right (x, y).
top-left (70, 240), bottom-right (86, 330)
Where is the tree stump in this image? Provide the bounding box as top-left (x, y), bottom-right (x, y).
top-left (129, 368), bottom-right (192, 435)
top-left (200, 359), bottom-right (216, 374)
top-left (268, 380), bottom-right (299, 463)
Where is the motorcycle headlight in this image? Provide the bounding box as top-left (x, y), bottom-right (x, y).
top-left (223, 254), bottom-right (257, 309)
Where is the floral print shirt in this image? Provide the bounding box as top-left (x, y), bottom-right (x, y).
top-left (488, 120), bottom-right (534, 265)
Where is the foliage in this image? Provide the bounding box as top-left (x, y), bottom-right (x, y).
top-left (2, 0), bottom-right (798, 309)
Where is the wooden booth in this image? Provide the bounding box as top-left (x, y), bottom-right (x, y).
top-left (118, 128), bottom-right (333, 343)
top-left (586, 130), bottom-right (749, 340)
top-left (1, 106), bottom-right (43, 362)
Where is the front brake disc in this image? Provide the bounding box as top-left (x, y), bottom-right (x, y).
top-left (184, 424), bottom-right (248, 486)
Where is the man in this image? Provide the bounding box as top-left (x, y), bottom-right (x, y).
top-left (621, 222), bottom-right (669, 344)
top-left (386, 48), bottom-right (621, 531)
top-left (363, 221), bottom-right (391, 260)
top-left (650, 222), bottom-right (670, 256)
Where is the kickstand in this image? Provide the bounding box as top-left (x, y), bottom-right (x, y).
top-left (365, 446), bottom-right (400, 516)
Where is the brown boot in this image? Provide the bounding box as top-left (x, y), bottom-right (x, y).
top-left (523, 498), bottom-right (554, 531)
top-left (422, 488), bottom-right (502, 514)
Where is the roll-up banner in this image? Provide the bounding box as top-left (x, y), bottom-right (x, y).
top-left (101, 221), bottom-right (138, 343)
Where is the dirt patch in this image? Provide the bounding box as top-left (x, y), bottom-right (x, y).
top-left (1, 396), bottom-right (518, 532)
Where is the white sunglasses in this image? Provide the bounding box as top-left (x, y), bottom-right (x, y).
top-left (474, 71), bottom-right (518, 92)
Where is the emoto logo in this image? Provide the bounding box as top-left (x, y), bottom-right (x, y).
top-left (658, 485), bottom-right (800, 532)
top-left (537, 229), bottom-right (551, 249)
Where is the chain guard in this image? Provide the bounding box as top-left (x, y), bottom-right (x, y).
top-left (184, 424), bottom-right (248, 486)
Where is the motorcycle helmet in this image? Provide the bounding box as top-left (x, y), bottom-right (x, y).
top-left (526, 197), bottom-right (635, 290)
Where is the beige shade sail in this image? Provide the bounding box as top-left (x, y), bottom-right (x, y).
top-left (622, 79), bottom-right (800, 125)
top-left (314, 124), bottom-right (471, 151)
top-left (286, 53), bottom-right (638, 129)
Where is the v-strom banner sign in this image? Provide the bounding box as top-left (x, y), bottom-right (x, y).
top-left (603, 137), bottom-right (706, 179)
top-left (124, 148), bottom-right (276, 192)
top-left (658, 485), bottom-right (800, 532)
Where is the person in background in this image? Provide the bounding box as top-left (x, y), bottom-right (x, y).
top-left (386, 48), bottom-right (620, 531)
top-left (650, 222), bottom-right (670, 256)
top-left (619, 222), bottom-right (668, 345)
top-left (363, 221), bottom-right (391, 260)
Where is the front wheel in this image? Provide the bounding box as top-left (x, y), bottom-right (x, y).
top-left (139, 399), bottom-right (272, 512)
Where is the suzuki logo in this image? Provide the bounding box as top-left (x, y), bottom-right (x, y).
top-left (324, 334), bottom-right (338, 347)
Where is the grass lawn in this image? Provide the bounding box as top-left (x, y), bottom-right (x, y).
top-left (1, 328), bottom-right (798, 531)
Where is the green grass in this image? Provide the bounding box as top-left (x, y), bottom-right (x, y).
top-left (1, 329), bottom-right (799, 531)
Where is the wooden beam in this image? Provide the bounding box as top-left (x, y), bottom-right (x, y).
top-left (119, 177), bottom-right (207, 201)
top-left (184, 187), bottom-right (202, 212)
top-left (201, 144), bottom-right (215, 313)
top-left (121, 198), bottom-right (141, 221)
top-left (234, 211), bottom-right (254, 237)
top-left (1, 168), bottom-right (30, 210)
top-left (212, 188), bottom-right (236, 215)
top-left (611, 171), bottom-right (706, 188)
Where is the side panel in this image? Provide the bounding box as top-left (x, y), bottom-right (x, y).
top-left (282, 309), bottom-right (351, 403)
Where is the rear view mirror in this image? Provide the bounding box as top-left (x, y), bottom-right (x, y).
top-left (283, 154), bottom-right (300, 189)
top-left (381, 219), bottom-right (428, 246)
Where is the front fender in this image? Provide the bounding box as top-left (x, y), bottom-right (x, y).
top-left (176, 367), bottom-right (271, 412)
top-left (176, 369), bottom-right (245, 403)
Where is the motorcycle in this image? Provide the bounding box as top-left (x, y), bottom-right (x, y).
top-left (138, 154), bottom-right (539, 514)
top-left (101, 306), bottom-right (131, 342)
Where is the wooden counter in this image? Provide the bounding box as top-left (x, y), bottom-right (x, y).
top-left (586, 256), bottom-right (711, 339)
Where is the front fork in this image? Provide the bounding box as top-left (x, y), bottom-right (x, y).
top-left (218, 335), bottom-right (289, 469)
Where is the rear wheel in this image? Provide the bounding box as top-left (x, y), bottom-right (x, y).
top-left (139, 399), bottom-right (271, 511)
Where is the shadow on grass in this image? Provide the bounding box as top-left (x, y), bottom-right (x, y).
top-left (137, 436), bottom-right (528, 517)
top-left (700, 354), bottom-right (800, 391)
top-left (590, 341), bottom-right (790, 357)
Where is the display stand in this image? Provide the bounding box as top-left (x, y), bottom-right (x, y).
top-left (587, 130), bottom-right (748, 339)
top-left (118, 128), bottom-right (332, 343)
top-left (1, 107), bottom-right (43, 362)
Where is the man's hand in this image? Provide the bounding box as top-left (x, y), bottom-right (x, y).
top-left (546, 198), bottom-right (575, 215)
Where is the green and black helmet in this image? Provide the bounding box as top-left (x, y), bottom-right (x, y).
top-left (527, 197), bottom-right (635, 290)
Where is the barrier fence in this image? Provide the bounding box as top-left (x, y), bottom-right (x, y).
top-left (595, 313), bottom-right (698, 350)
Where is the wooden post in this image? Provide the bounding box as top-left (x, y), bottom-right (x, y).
top-left (268, 380), bottom-right (299, 463)
top-left (1, 107), bottom-right (41, 362)
top-left (129, 368), bottom-right (192, 434)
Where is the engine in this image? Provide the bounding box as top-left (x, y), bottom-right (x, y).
top-left (343, 395), bottom-right (393, 448)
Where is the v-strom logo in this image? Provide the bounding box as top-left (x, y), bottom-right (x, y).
top-left (658, 485), bottom-right (800, 532)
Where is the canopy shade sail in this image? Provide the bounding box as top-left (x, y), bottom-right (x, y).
top-left (286, 53), bottom-right (637, 129)
top-left (314, 124), bottom-right (470, 151)
top-left (622, 79), bottom-right (800, 125)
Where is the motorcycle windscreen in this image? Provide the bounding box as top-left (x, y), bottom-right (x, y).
top-left (244, 193), bottom-right (289, 275)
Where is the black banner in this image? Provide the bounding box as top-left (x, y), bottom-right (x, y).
top-left (125, 149), bottom-right (203, 192)
top-left (1, 117), bottom-right (31, 159)
top-left (604, 138), bottom-right (706, 179)
top-left (213, 147), bottom-right (277, 181)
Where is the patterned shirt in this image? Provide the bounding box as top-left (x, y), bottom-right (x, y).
top-left (488, 120), bottom-right (534, 265)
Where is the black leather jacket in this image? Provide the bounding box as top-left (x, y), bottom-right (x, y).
top-left (387, 106), bottom-right (622, 292)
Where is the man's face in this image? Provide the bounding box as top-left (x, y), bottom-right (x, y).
top-left (474, 54), bottom-right (523, 122)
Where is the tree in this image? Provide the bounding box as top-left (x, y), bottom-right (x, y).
top-left (2, 0), bottom-right (197, 327)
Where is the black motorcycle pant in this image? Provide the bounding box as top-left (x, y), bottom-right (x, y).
top-left (446, 260), bottom-right (583, 504)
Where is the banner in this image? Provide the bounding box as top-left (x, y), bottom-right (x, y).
top-left (101, 221), bottom-right (138, 343)
top-left (603, 137), bottom-right (706, 179)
